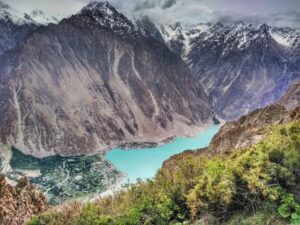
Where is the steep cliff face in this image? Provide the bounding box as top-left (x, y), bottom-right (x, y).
top-left (0, 2), bottom-right (212, 159)
top-left (160, 23), bottom-right (300, 120)
top-left (0, 175), bottom-right (49, 225)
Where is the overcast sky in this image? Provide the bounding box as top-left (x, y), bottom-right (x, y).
top-left (3, 0), bottom-right (300, 28)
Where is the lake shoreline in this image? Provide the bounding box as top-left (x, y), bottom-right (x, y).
top-left (2, 124), bottom-right (220, 205)
top-left (90, 125), bottom-right (220, 201)
top-left (105, 125), bottom-right (220, 183)
top-left (2, 121), bottom-right (219, 162)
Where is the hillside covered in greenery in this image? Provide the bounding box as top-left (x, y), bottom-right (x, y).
top-left (28, 111), bottom-right (300, 224)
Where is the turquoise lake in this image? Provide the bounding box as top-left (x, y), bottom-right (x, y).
top-left (105, 125), bottom-right (219, 183)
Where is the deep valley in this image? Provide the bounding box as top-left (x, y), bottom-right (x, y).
top-left (0, 0), bottom-right (299, 225)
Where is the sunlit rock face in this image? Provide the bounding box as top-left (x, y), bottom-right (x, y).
top-left (0, 175), bottom-right (49, 225)
top-left (0, 2), bottom-right (212, 157)
top-left (159, 22), bottom-right (300, 120)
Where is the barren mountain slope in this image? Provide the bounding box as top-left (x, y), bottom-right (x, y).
top-left (0, 2), bottom-right (212, 161)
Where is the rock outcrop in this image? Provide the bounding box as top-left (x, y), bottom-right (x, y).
top-left (207, 104), bottom-right (288, 155)
top-left (278, 83), bottom-right (300, 111)
top-left (0, 175), bottom-right (49, 225)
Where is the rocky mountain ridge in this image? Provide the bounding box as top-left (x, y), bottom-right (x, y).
top-left (0, 1), bottom-right (33, 25)
top-left (0, 1), bottom-right (212, 165)
top-left (164, 82), bottom-right (300, 168)
top-left (0, 0), bottom-right (298, 166)
top-left (29, 9), bottom-right (59, 25)
top-left (0, 1), bottom-right (59, 25)
top-left (0, 1), bottom-right (61, 57)
top-left (158, 22), bottom-right (300, 120)
top-left (1, 1), bottom-right (298, 123)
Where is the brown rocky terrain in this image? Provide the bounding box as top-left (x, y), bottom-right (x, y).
top-left (0, 175), bottom-right (49, 225)
top-left (164, 82), bottom-right (300, 168)
top-left (0, 2), bottom-right (212, 163)
top-left (207, 82), bottom-right (300, 155)
top-left (278, 83), bottom-right (300, 111)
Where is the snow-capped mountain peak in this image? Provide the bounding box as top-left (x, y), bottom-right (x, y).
top-left (29, 9), bottom-right (59, 25)
top-left (0, 0), bottom-right (33, 25)
top-left (79, 1), bottom-right (139, 36)
top-left (83, 1), bottom-right (115, 14)
top-left (270, 27), bottom-right (300, 48)
top-left (156, 21), bottom-right (300, 120)
top-left (0, 1), bottom-right (60, 26)
top-left (159, 22), bottom-right (300, 60)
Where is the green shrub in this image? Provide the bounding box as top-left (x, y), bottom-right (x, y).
top-left (278, 194), bottom-right (300, 224)
top-left (28, 216), bottom-right (41, 225)
top-left (77, 204), bottom-right (113, 225)
top-left (29, 120), bottom-right (300, 225)
top-left (187, 120), bottom-right (300, 219)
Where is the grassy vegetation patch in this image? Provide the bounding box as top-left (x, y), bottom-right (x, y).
top-left (29, 119), bottom-right (300, 224)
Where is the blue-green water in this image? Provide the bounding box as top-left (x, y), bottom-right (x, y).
top-left (105, 126), bottom-right (219, 183)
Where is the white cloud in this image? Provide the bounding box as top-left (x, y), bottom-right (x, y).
top-left (4, 0), bottom-right (85, 18)
top-left (133, 0), bottom-right (213, 24)
top-left (2, 0), bottom-right (300, 28)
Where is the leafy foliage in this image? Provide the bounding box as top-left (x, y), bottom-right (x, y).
top-left (278, 194), bottom-right (300, 224)
top-left (29, 120), bottom-right (300, 225)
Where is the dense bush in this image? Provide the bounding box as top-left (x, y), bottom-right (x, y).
top-left (278, 193), bottom-right (300, 224)
top-left (29, 120), bottom-right (300, 225)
